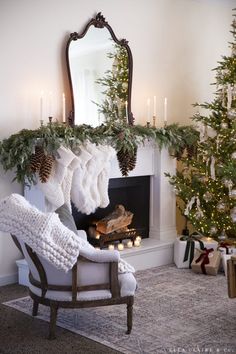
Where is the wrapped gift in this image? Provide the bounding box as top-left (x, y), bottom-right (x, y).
top-left (218, 241), bottom-right (236, 255)
top-left (221, 254), bottom-right (232, 276)
top-left (174, 236), bottom-right (218, 269)
top-left (191, 248), bottom-right (221, 275)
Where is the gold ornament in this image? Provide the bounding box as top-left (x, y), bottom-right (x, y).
top-left (216, 201), bottom-right (227, 213)
top-left (229, 188), bottom-right (236, 199)
top-left (231, 152), bottom-right (236, 160)
top-left (203, 191), bottom-right (213, 202)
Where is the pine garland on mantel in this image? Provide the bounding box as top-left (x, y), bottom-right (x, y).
top-left (0, 121), bottom-right (198, 184)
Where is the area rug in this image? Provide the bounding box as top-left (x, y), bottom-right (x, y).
top-left (3, 265), bottom-right (236, 354)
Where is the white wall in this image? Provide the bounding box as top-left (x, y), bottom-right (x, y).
top-left (0, 0), bottom-right (235, 284)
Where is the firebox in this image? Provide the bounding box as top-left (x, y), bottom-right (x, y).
top-left (72, 176), bottom-right (150, 241)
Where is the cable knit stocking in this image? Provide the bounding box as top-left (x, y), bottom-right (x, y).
top-left (71, 146), bottom-right (92, 213)
top-left (80, 143), bottom-right (109, 215)
top-left (38, 146), bottom-right (75, 210)
top-left (62, 156), bottom-right (81, 213)
top-left (97, 145), bottom-right (116, 208)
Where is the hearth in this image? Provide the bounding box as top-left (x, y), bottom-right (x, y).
top-left (72, 176), bottom-right (150, 245)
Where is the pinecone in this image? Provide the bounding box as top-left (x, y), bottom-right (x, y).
top-left (39, 154), bottom-right (54, 183)
top-left (127, 147), bottom-right (137, 171)
top-left (29, 146), bottom-right (45, 172)
top-left (117, 147), bottom-right (137, 176)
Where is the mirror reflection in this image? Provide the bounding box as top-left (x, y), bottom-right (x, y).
top-left (67, 13), bottom-right (133, 126)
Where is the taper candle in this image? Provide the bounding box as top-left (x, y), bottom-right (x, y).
top-left (125, 101), bottom-right (128, 121)
top-left (62, 93), bottom-right (66, 123)
top-left (147, 98), bottom-right (151, 123)
top-left (153, 96), bottom-right (157, 117)
top-left (164, 97), bottom-right (167, 125)
top-left (40, 90), bottom-right (44, 121)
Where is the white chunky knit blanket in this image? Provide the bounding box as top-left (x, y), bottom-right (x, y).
top-left (0, 194), bottom-right (134, 274)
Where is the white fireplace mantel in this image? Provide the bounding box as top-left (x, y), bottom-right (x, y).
top-left (22, 143), bottom-right (176, 275)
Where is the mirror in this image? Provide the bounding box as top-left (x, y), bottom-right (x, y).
top-left (66, 12), bottom-right (134, 126)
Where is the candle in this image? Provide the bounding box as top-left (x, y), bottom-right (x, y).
top-left (48, 91), bottom-right (53, 117)
top-left (136, 236), bottom-right (142, 243)
top-left (134, 239), bottom-right (141, 247)
top-left (125, 101), bottom-right (128, 121)
top-left (108, 244), bottom-right (115, 251)
top-left (62, 92), bottom-right (66, 123)
top-left (164, 97), bottom-right (167, 125)
top-left (40, 90), bottom-right (44, 121)
top-left (153, 96), bottom-right (157, 117)
top-left (206, 237), bottom-right (212, 241)
top-left (147, 98), bottom-right (151, 123)
top-left (118, 243), bottom-right (124, 251)
top-left (127, 240), bottom-right (133, 248)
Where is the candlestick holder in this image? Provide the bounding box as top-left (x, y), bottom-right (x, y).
top-left (40, 119), bottom-right (44, 127)
top-left (152, 115), bottom-right (156, 127)
top-left (48, 116), bottom-right (53, 125)
top-left (146, 121), bottom-right (150, 128)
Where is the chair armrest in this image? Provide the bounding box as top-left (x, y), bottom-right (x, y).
top-left (77, 230), bottom-right (87, 241)
top-left (80, 248), bottom-right (120, 263)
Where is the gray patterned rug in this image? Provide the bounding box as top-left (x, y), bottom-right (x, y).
top-left (3, 265), bottom-right (236, 354)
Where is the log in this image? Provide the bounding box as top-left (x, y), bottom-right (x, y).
top-left (96, 204), bottom-right (133, 234)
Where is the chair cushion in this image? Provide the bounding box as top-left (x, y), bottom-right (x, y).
top-left (55, 204), bottom-right (77, 234)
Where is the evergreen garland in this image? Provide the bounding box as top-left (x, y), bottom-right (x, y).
top-left (0, 121), bottom-right (198, 184)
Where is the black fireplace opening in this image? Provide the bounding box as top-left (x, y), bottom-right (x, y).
top-left (72, 176), bottom-right (150, 239)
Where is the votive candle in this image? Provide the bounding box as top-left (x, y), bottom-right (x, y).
top-left (108, 244), bottom-right (115, 251)
top-left (134, 239), bottom-right (141, 247)
top-left (127, 240), bottom-right (133, 248)
top-left (118, 243), bottom-right (124, 251)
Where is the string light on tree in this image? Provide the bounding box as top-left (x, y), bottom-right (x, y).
top-left (166, 12), bottom-right (236, 240)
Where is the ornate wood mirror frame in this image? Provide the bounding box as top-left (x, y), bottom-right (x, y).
top-left (66, 12), bottom-right (134, 126)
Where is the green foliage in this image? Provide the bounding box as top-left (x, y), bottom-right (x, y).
top-left (167, 13), bottom-right (236, 239)
top-left (0, 121), bottom-right (197, 184)
top-left (95, 44), bottom-right (129, 123)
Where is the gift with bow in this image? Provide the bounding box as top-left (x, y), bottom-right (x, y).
top-left (191, 248), bottom-right (221, 275)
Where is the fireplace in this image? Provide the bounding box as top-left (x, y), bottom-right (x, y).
top-left (24, 146), bottom-right (177, 270)
top-left (72, 176), bottom-right (150, 242)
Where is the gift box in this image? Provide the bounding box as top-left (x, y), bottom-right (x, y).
top-left (174, 236), bottom-right (218, 269)
top-left (191, 248), bottom-right (221, 275)
top-left (221, 254), bottom-right (232, 276)
top-left (218, 240), bottom-right (236, 255)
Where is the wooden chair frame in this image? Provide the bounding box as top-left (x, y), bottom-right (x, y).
top-left (12, 235), bottom-right (134, 339)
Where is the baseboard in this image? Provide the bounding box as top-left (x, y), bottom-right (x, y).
top-left (0, 273), bottom-right (18, 286)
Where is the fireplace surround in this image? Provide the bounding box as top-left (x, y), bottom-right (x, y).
top-left (24, 143), bottom-right (177, 271)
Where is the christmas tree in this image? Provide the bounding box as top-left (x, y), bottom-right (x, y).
top-left (95, 43), bottom-right (129, 124)
top-left (167, 12), bottom-right (236, 240)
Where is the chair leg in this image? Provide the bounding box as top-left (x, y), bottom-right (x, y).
top-left (126, 298), bottom-right (133, 334)
top-left (32, 300), bottom-right (39, 316)
top-left (48, 304), bottom-right (58, 340)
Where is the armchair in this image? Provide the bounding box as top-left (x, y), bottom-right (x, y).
top-left (12, 233), bottom-right (136, 340)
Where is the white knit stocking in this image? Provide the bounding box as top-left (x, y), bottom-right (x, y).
top-left (71, 146), bottom-right (92, 213)
top-left (38, 146), bottom-right (75, 210)
top-left (62, 156), bottom-right (81, 213)
top-left (80, 143), bottom-right (108, 215)
top-left (97, 145), bottom-right (116, 208)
